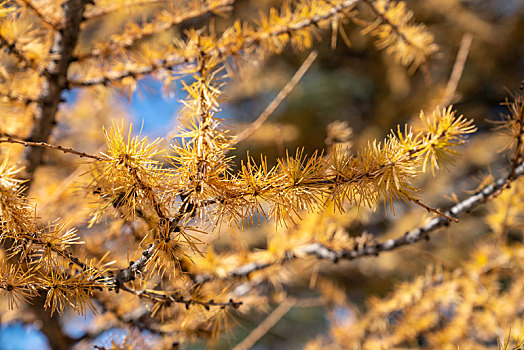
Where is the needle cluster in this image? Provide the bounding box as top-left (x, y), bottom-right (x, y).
top-left (0, 0), bottom-right (520, 349)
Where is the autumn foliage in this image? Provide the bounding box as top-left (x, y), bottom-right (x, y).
top-left (0, 0), bottom-right (523, 349)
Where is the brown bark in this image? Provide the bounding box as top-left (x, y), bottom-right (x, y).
top-left (23, 0), bottom-right (88, 190)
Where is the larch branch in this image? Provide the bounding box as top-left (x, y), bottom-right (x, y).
top-left (406, 194), bottom-right (458, 222)
top-left (199, 160), bottom-right (524, 282)
top-left (77, 0), bottom-right (234, 61)
top-left (361, 0), bottom-right (426, 58)
top-left (68, 0), bottom-right (359, 87)
top-left (120, 285), bottom-right (242, 309)
top-left (113, 244), bottom-right (156, 290)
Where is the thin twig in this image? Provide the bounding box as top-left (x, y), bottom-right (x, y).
top-left (0, 137), bottom-right (107, 161)
top-left (441, 33), bottom-right (472, 106)
top-left (20, 233), bottom-right (89, 270)
top-left (233, 51), bottom-right (318, 144)
top-left (232, 298), bottom-right (296, 350)
top-left (119, 285), bottom-right (242, 309)
top-left (407, 195), bottom-right (458, 222)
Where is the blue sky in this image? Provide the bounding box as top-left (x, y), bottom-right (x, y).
top-left (0, 324), bottom-right (49, 350)
top-left (126, 78), bottom-right (183, 137)
top-left (124, 77), bottom-right (235, 138)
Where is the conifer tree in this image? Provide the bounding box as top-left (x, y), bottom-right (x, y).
top-left (0, 0), bottom-right (522, 349)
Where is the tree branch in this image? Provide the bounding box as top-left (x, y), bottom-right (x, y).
top-left (77, 0), bottom-right (234, 61)
top-left (22, 0), bottom-right (89, 190)
top-left (440, 33), bottom-right (472, 106)
top-left (232, 298), bottom-right (296, 350)
top-left (68, 0), bottom-right (359, 87)
top-left (113, 244), bottom-right (156, 290)
top-left (7, 3), bottom-right (90, 348)
top-left (361, 0), bottom-right (428, 59)
top-left (233, 50), bottom-right (318, 145)
top-left (0, 137), bottom-right (107, 161)
top-left (120, 285), bottom-right (242, 309)
top-left (196, 160), bottom-right (524, 282)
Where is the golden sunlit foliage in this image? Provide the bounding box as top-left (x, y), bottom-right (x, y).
top-left (0, 0), bottom-right (523, 349)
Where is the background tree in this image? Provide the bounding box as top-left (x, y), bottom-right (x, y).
top-left (0, 0), bottom-right (523, 349)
